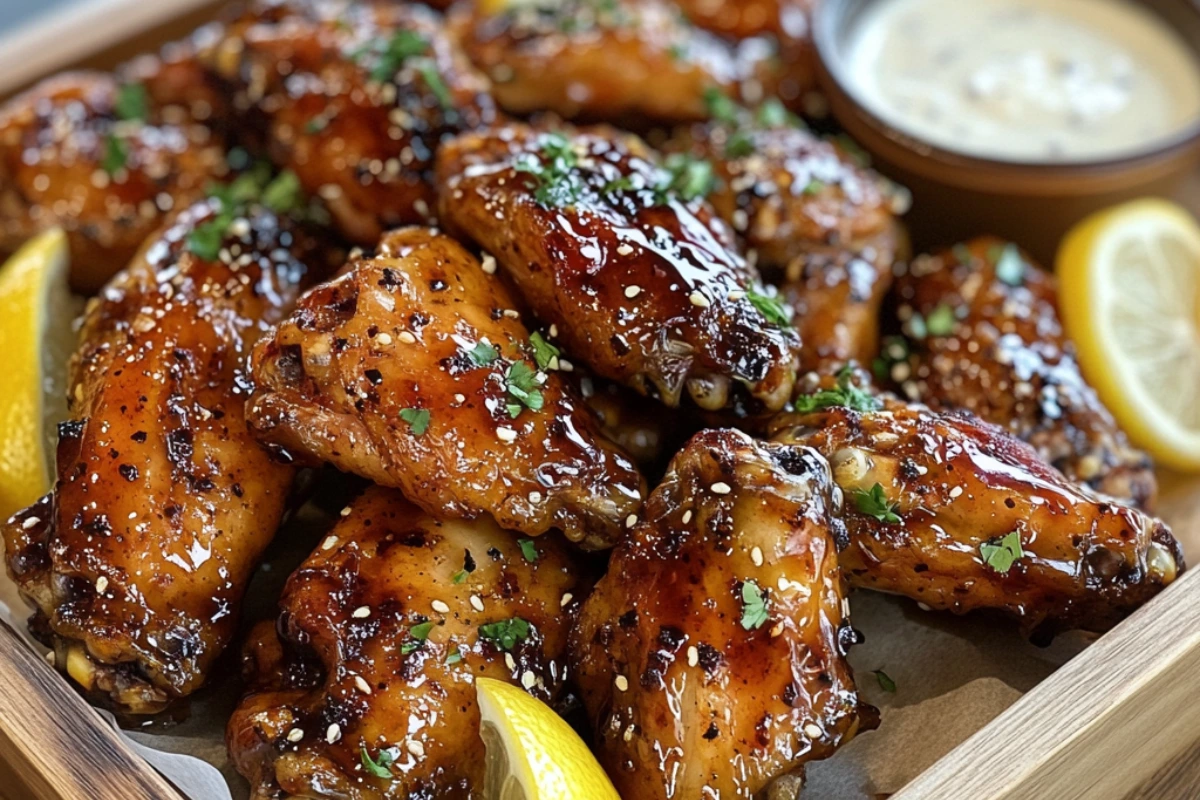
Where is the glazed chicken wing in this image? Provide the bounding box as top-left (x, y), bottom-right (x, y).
top-left (437, 122), bottom-right (801, 415)
top-left (228, 486), bottom-right (584, 800)
top-left (206, 0), bottom-right (496, 242)
top-left (571, 429), bottom-right (868, 799)
top-left (887, 237), bottom-right (1155, 508)
top-left (247, 226), bottom-right (645, 548)
top-left (2, 197), bottom-right (326, 713)
top-left (0, 70), bottom-right (227, 291)
top-left (447, 0), bottom-right (771, 125)
top-left (770, 398), bottom-right (1183, 635)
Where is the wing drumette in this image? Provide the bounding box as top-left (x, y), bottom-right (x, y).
top-left (571, 429), bottom-right (868, 799)
top-left (2, 194), bottom-right (327, 713)
top-left (247, 226), bottom-right (645, 549)
top-left (228, 486), bottom-right (584, 799)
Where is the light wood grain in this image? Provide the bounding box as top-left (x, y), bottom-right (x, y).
top-left (0, 622), bottom-right (184, 800)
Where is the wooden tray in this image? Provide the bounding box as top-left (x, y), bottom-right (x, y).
top-left (1, 2), bottom-right (1199, 799)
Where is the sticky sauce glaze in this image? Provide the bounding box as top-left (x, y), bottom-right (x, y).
top-left (845, 0), bottom-right (1200, 162)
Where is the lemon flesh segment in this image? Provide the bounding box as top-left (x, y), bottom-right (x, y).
top-left (476, 677), bottom-right (620, 800)
top-left (1057, 199), bottom-right (1200, 471)
top-left (0, 228), bottom-right (73, 520)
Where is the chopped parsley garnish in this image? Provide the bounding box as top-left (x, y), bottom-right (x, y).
top-left (358, 29), bottom-right (430, 82)
top-left (755, 98), bottom-right (795, 128)
top-left (417, 61), bottom-right (453, 110)
top-left (873, 669), bottom-right (897, 693)
top-left (704, 86), bottom-right (740, 125)
top-left (101, 134), bottom-right (128, 176)
top-left (655, 153), bottom-right (715, 203)
top-left (504, 361), bottom-right (544, 418)
top-left (529, 332), bottom-right (560, 371)
top-left (793, 367), bottom-right (881, 414)
top-left (746, 285), bottom-right (792, 327)
top-left (515, 132), bottom-right (582, 207)
top-left (993, 243), bottom-right (1026, 287)
top-left (601, 175), bottom-right (637, 195)
top-left (740, 580), bottom-right (769, 630)
top-left (451, 569), bottom-right (468, 584)
top-left (304, 116), bottom-right (330, 134)
top-left (360, 745), bottom-right (396, 778)
top-left (980, 531), bottom-right (1024, 575)
top-left (260, 170), bottom-right (304, 214)
top-left (802, 179), bottom-right (825, 195)
top-left (725, 130), bottom-right (755, 158)
top-left (114, 83), bottom-right (149, 121)
top-left (399, 407), bottom-right (430, 436)
top-left (401, 620), bottom-right (435, 655)
top-left (518, 538), bottom-right (538, 562)
top-left (468, 341), bottom-right (499, 367)
top-left (445, 647), bottom-right (464, 665)
top-left (851, 483), bottom-right (901, 524)
top-left (478, 617), bottom-right (532, 651)
top-left (924, 303), bottom-right (957, 337)
top-left (186, 219), bottom-right (228, 262)
top-left (186, 167), bottom-right (308, 260)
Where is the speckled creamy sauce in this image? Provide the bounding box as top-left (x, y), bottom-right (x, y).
top-left (845, 0), bottom-right (1200, 162)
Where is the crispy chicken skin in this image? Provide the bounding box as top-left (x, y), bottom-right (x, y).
top-left (437, 122), bottom-right (801, 414)
top-left (888, 237), bottom-right (1155, 508)
top-left (447, 0), bottom-right (772, 125)
top-left (247, 226), bottom-right (645, 548)
top-left (228, 486), bottom-right (584, 800)
top-left (571, 429), bottom-right (867, 799)
top-left (770, 399), bottom-right (1183, 635)
top-left (2, 200), bottom-right (325, 713)
top-left (206, 0), bottom-right (496, 243)
top-left (0, 70), bottom-right (227, 292)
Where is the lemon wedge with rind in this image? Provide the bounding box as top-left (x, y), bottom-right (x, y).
top-left (0, 228), bottom-right (73, 520)
top-left (476, 676), bottom-right (620, 800)
top-left (1057, 199), bottom-right (1200, 471)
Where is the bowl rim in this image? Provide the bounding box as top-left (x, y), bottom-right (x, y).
top-left (811, 0), bottom-right (1200, 177)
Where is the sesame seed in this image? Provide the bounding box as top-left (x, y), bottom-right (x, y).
top-left (454, 393), bottom-right (466, 403)
top-left (751, 547), bottom-right (764, 566)
top-left (340, 506), bottom-right (352, 517)
top-left (95, 576), bottom-right (109, 594)
top-left (558, 358), bottom-right (574, 372)
top-left (728, 290), bottom-right (746, 301)
top-left (560, 592), bottom-right (574, 608)
top-left (917, 602), bottom-right (932, 611)
top-left (431, 600), bottom-right (450, 614)
top-left (398, 331), bottom-right (417, 344)
top-left (376, 332), bottom-right (393, 345)
top-left (689, 291), bottom-right (711, 308)
top-left (624, 285), bottom-right (641, 299)
top-left (21, 517), bottom-right (40, 530)
top-left (354, 676), bottom-right (372, 694)
top-left (521, 670), bottom-right (536, 689)
top-left (682, 510), bottom-right (693, 524)
top-left (949, 486), bottom-right (963, 498)
top-left (770, 622), bottom-right (785, 637)
top-left (322, 536), bottom-right (338, 551)
top-left (616, 243), bottom-right (634, 256)
top-left (481, 253), bottom-right (497, 274)
top-left (623, 724), bottom-right (636, 741)
top-left (625, 514), bottom-right (638, 528)
top-left (407, 740), bottom-right (425, 758)
top-left (528, 491), bottom-right (543, 504)
top-left (286, 728), bottom-right (304, 743)
top-left (711, 482), bottom-right (732, 495)
top-left (505, 653), bottom-right (516, 671)
top-left (615, 675), bottom-right (629, 692)
top-left (687, 646), bottom-right (699, 667)
top-left (777, 576), bottom-right (790, 591)
top-left (326, 724), bottom-right (342, 743)
top-left (804, 723), bottom-right (823, 739)
top-left (470, 595), bottom-right (485, 612)
top-left (352, 606), bottom-right (370, 618)
top-left (496, 427), bottom-right (517, 444)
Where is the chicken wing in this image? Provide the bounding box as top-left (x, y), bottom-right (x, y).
top-left (205, 0), bottom-right (496, 243)
top-left (571, 429), bottom-right (868, 799)
top-left (2, 195), bottom-right (327, 713)
top-left (228, 486), bottom-right (584, 800)
top-left (770, 398), bottom-right (1183, 635)
top-left (886, 237), bottom-right (1155, 508)
top-left (436, 122), bottom-right (801, 415)
top-left (0, 70), bottom-right (227, 292)
top-left (447, 0), bottom-right (771, 125)
top-left (247, 226), bottom-right (645, 548)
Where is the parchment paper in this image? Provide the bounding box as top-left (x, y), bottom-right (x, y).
top-left (3, 478), bottom-right (1198, 800)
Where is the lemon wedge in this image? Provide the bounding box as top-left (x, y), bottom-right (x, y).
top-left (476, 676), bottom-right (620, 800)
top-left (1057, 198), bottom-right (1200, 471)
top-left (0, 228), bottom-right (74, 519)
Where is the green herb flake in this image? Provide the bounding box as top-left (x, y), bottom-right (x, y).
top-left (656, 153), bottom-right (715, 203)
top-left (851, 483), bottom-right (901, 524)
top-left (746, 285), bottom-right (792, 327)
top-left (451, 569), bottom-right (467, 584)
top-left (101, 134), bottom-right (128, 176)
top-left (445, 647), bottom-right (464, 665)
top-left (518, 538), bottom-right (539, 563)
top-left (980, 531), bottom-right (1024, 575)
top-left (478, 617), bottom-right (532, 651)
top-left (703, 86), bottom-right (740, 125)
top-left (399, 408), bottom-right (430, 436)
top-left (952, 243), bottom-right (974, 264)
top-left (186, 219), bottom-right (228, 262)
top-left (261, 170), bottom-right (303, 214)
top-left (529, 331), bottom-right (560, 371)
top-left (755, 98), bottom-right (794, 128)
top-left (401, 620), bottom-right (435, 655)
top-left (740, 580), bottom-right (769, 630)
top-left (803, 179), bottom-right (825, 196)
top-left (925, 303), bottom-right (957, 337)
top-left (468, 341), bottom-right (499, 367)
top-left (873, 669), bottom-right (897, 693)
top-left (418, 61), bottom-right (454, 110)
top-left (514, 132), bottom-right (583, 207)
top-left (114, 83), bottom-right (149, 121)
top-left (793, 366), bottom-right (882, 414)
top-left (994, 243), bottom-right (1026, 287)
top-left (504, 360), bottom-right (544, 418)
top-left (359, 29), bottom-right (429, 82)
top-left (724, 130), bottom-right (755, 159)
top-left (360, 745), bottom-right (396, 778)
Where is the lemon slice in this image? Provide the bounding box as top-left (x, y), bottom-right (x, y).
top-left (1057, 199), bottom-right (1200, 471)
top-left (0, 228), bottom-right (74, 519)
top-left (476, 677), bottom-right (620, 800)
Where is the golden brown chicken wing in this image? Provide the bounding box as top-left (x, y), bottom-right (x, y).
top-left (247, 226), bottom-right (645, 548)
top-left (2, 195), bottom-right (328, 713)
top-left (437, 122), bottom-right (801, 415)
top-left (206, 0), bottom-right (496, 243)
top-left (770, 398), bottom-right (1183, 635)
top-left (0, 70), bottom-right (228, 292)
top-left (228, 486), bottom-right (584, 800)
top-left (447, 0), bottom-right (771, 125)
top-left (886, 237), bottom-right (1155, 508)
top-left (571, 429), bottom-right (868, 799)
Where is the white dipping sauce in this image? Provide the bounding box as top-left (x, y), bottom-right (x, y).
top-left (845, 0), bottom-right (1200, 162)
